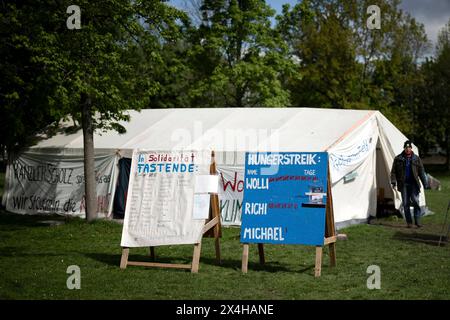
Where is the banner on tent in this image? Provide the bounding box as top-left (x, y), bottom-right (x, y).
top-left (3, 152), bottom-right (116, 217)
top-left (120, 150), bottom-right (213, 247)
top-left (328, 117), bottom-right (379, 183)
top-left (240, 152), bottom-right (329, 246)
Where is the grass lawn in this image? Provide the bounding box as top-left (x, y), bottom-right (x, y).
top-left (0, 172), bottom-right (449, 300)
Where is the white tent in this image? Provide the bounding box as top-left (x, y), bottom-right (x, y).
top-left (2, 108), bottom-right (426, 228)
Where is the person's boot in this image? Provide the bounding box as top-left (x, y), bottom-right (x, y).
top-left (415, 218), bottom-right (423, 228)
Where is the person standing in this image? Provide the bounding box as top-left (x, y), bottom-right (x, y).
top-left (390, 140), bottom-right (429, 228)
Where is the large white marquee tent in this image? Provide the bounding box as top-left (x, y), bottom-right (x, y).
top-left (2, 108), bottom-right (426, 228)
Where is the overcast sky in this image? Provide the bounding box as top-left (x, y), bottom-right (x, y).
top-left (170, 0), bottom-right (450, 56)
top-left (268, 0), bottom-right (450, 52)
top-left (399, 0), bottom-right (449, 53)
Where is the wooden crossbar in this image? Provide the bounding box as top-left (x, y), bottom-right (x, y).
top-left (203, 216), bottom-right (219, 234)
top-left (324, 236), bottom-right (337, 245)
top-left (127, 261), bottom-right (192, 269)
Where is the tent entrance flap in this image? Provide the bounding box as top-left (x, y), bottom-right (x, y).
top-left (375, 138), bottom-right (396, 218)
top-left (113, 157), bottom-right (132, 219)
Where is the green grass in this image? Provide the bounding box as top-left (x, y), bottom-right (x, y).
top-left (0, 172), bottom-right (449, 300)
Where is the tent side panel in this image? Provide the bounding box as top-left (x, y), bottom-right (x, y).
top-left (375, 113), bottom-right (426, 210)
top-left (331, 147), bottom-right (377, 225)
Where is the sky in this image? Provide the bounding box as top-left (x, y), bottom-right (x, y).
top-left (399, 0), bottom-right (449, 52)
top-left (271, 0), bottom-right (449, 53)
top-left (170, 0), bottom-right (450, 56)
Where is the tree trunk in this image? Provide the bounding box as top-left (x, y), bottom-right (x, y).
top-left (81, 93), bottom-right (97, 222)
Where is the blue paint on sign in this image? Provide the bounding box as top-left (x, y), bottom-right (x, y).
top-left (240, 152), bottom-right (328, 245)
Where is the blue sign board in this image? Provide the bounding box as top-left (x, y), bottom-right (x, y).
top-left (240, 152), bottom-right (329, 246)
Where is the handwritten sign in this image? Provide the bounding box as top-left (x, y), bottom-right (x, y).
top-left (217, 166), bottom-right (244, 226)
top-left (120, 150), bottom-right (211, 247)
top-left (4, 152), bottom-right (116, 216)
top-left (240, 152), bottom-right (328, 246)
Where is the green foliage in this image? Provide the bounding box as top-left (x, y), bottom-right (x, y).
top-left (1, 0), bottom-right (449, 164)
top-left (277, 0), bottom-right (360, 108)
top-left (0, 1), bottom-right (62, 156)
top-left (41, 0), bottom-right (186, 128)
top-left (412, 20), bottom-right (450, 165)
top-left (185, 0), bottom-right (293, 108)
top-left (433, 21), bottom-right (450, 167)
top-left (0, 0), bottom-right (186, 155)
top-left (275, 0), bottom-right (430, 135)
top-left (0, 1), bottom-right (189, 219)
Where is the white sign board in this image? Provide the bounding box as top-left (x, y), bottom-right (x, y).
top-left (120, 150), bottom-right (212, 247)
top-left (194, 175), bottom-right (219, 194)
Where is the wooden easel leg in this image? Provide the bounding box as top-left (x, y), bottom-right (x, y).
top-left (191, 242), bottom-right (202, 273)
top-left (242, 244), bottom-right (249, 273)
top-left (329, 243), bottom-right (336, 267)
top-left (257, 243), bottom-right (265, 265)
top-left (120, 248), bottom-right (129, 269)
top-left (149, 247), bottom-right (155, 262)
top-left (214, 224), bottom-right (221, 264)
top-left (314, 246), bottom-right (323, 277)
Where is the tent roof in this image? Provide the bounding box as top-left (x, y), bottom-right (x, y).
top-left (33, 108), bottom-right (389, 153)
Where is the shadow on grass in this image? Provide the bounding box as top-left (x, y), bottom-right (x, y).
top-left (0, 211), bottom-right (69, 229)
top-left (84, 253), bottom-right (122, 266)
top-left (0, 246), bottom-right (64, 257)
top-left (247, 262), bottom-right (317, 276)
top-left (84, 252), bottom-right (193, 268)
top-left (200, 256), bottom-right (316, 275)
top-left (370, 222), bottom-right (410, 229)
top-left (392, 231), bottom-right (448, 246)
top-left (83, 252), bottom-right (316, 275)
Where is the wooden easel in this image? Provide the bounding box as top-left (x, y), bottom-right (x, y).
top-left (315, 169), bottom-right (337, 276)
top-left (120, 151), bottom-right (221, 273)
top-left (241, 169), bottom-right (337, 277)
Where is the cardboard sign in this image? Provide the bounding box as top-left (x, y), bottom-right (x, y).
top-left (240, 152), bottom-right (328, 246)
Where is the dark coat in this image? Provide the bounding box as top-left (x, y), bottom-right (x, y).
top-left (390, 151), bottom-right (428, 191)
